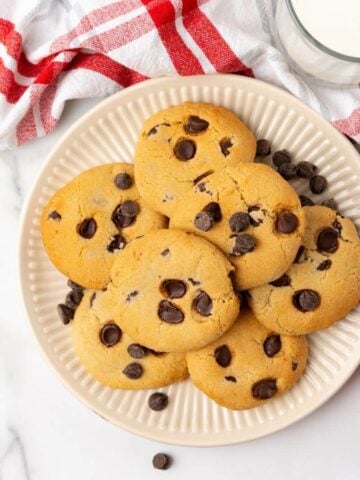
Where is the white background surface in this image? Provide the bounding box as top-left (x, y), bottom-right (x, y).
top-left (0, 97), bottom-right (359, 480)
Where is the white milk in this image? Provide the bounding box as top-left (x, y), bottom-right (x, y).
top-left (275, 0), bottom-right (360, 86)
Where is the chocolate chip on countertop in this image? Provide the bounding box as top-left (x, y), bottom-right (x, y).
top-left (293, 289), bottom-right (320, 312)
top-left (256, 139), bottom-right (271, 156)
top-left (122, 362), bottom-right (143, 379)
top-left (77, 218), bottom-right (97, 239)
top-left (152, 453), bottom-right (171, 470)
top-left (220, 138), bottom-right (233, 156)
top-left (193, 291), bottom-right (213, 316)
top-left (158, 300), bottom-right (184, 323)
top-left (252, 378), bottom-right (278, 400)
top-left (229, 212), bottom-right (250, 233)
top-left (48, 210), bottom-right (61, 221)
top-left (100, 323), bottom-right (122, 347)
top-left (161, 279), bottom-right (187, 299)
top-left (296, 161), bottom-right (317, 179)
top-left (114, 172), bottom-right (132, 190)
top-left (215, 345), bottom-right (232, 367)
top-left (185, 115), bottom-right (209, 134)
top-left (194, 210), bottom-right (213, 231)
top-left (127, 343), bottom-right (147, 359)
top-left (57, 304), bottom-right (74, 325)
top-left (148, 392), bottom-right (169, 411)
top-left (174, 139), bottom-right (196, 160)
top-left (278, 162), bottom-right (297, 180)
top-left (309, 175), bottom-right (327, 194)
top-left (316, 227), bottom-right (339, 253)
top-left (263, 335), bottom-right (282, 357)
top-left (299, 195), bottom-right (315, 207)
top-left (272, 149), bottom-right (292, 167)
top-left (276, 211), bottom-right (299, 234)
top-left (270, 274), bottom-right (291, 287)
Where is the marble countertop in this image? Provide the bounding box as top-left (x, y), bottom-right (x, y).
top-left (0, 97), bottom-right (359, 480)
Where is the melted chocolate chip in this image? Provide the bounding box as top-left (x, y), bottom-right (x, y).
top-left (229, 212), bottom-right (250, 233)
top-left (273, 149), bottom-right (291, 167)
top-left (293, 289), bottom-right (320, 312)
top-left (278, 162), bottom-right (297, 180)
top-left (203, 202), bottom-right (222, 222)
top-left (252, 378), bottom-right (278, 400)
top-left (263, 335), bottom-right (282, 357)
top-left (77, 218), bottom-right (97, 239)
top-left (317, 259), bottom-right (332, 271)
top-left (193, 291), bottom-right (212, 316)
top-left (232, 234), bottom-right (256, 255)
top-left (114, 172), bottom-right (132, 190)
top-left (276, 211), bottom-right (299, 234)
top-left (224, 376), bottom-right (237, 382)
top-left (148, 392), bottom-right (169, 411)
top-left (67, 279), bottom-right (84, 291)
top-left (322, 198), bottom-right (338, 211)
top-left (174, 139), bottom-right (196, 160)
top-left (194, 211), bottom-right (213, 231)
top-left (292, 361), bottom-right (298, 371)
top-left (193, 170), bottom-right (214, 184)
top-left (270, 274), bottom-right (291, 287)
top-left (316, 227), bottom-right (339, 253)
top-left (122, 363), bottom-right (143, 379)
top-left (214, 345), bottom-right (232, 367)
top-left (220, 138), bottom-right (233, 156)
top-left (310, 175), bottom-right (327, 194)
top-left (299, 195), bottom-right (315, 207)
top-left (161, 279), bottom-right (187, 299)
top-left (256, 139), bottom-right (271, 156)
top-left (186, 115), bottom-right (209, 134)
top-left (152, 453), bottom-right (171, 470)
top-left (65, 289), bottom-right (83, 309)
top-left (107, 234), bottom-right (126, 252)
top-left (297, 161), bottom-right (317, 179)
top-left (294, 245), bottom-right (305, 263)
top-left (127, 343), bottom-right (147, 359)
top-left (48, 210), bottom-right (61, 221)
top-left (100, 323), bottom-right (122, 347)
top-left (158, 300), bottom-right (184, 323)
top-left (57, 304), bottom-right (74, 325)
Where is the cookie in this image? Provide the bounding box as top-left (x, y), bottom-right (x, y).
top-left (72, 290), bottom-right (188, 389)
top-left (186, 309), bottom-right (308, 410)
top-left (249, 206), bottom-right (360, 334)
top-left (170, 163), bottom-right (305, 290)
top-left (41, 163), bottom-right (166, 289)
top-left (134, 102), bottom-right (256, 216)
top-left (105, 229), bottom-right (240, 353)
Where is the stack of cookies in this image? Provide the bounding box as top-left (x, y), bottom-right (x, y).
top-left (41, 102), bottom-right (360, 411)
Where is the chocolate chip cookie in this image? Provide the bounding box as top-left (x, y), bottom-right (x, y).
top-left (134, 102), bottom-right (256, 216)
top-left (170, 163), bottom-right (305, 290)
top-left (249, 206), bottom-right (360, 334)
top-left (72, 290), bottom-right (188, 389)
top-left (41, 163), bottom-right (166, 289)
top-left (105, 229), bottom-right (240, 353)
top-left (186, 309), bottom-right (308, 410)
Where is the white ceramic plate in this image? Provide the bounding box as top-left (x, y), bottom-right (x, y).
top-left (19, 75), bottom-right (360, 446)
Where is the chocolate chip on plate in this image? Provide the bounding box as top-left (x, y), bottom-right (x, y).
top-left (256, 139), bottom-right (271, 156)
top-left (67, 279), bottom-right (84, 291)
top-left (174, 139), bottom-right (196, 160)
top-left (100, 323), bottom-right (122, 347)
top-left (203, 202), bottom-right (222, 222)
top-left (292, 289), bottom-right (320, 312)
top-left (232, 234), bottom-right (256, 255)
top-left (309, 175), bottom-right (327, 194)
top-left (214, 345), bottom-right (232, 367)
top-left (252, 378), bottom-right (278, 400)
top-left (276, 211), bottom-right (298, 234)
top-left (193, 291), bottom-right (213, 316)
top-left (148, 392), bottom-right (169, 411)
top-left (194, 211), bottom-right (213, 231)
top-left (77, 218), bottom-right (97, 239)
top-left (229, 212), bottom-right (250, 233)
top-left (270, 274), bottom-right (291, 287)
top-left (65, 289), bottom-right (83, 309)
top-left (185, 115), bottom-right (209, 134)
top-left (272, 149), bottom-right (291, 167)
top-left (48, 210), bottom-right (61, 221)
top-left (299, 195), bottom-right (315, 207)
top-left (322, 198), bottom-right (338, 210)
top-left (122, 363), bottom-right (143, 379)
top-left (57, 304), bottom-right (74, 325)
top-left (161, 279), bottom-right (187, 299)
top-left (296, 161), bottom-right (317, 179)
top-left (114, 172), bottom-right (132, 190)
top-left (317, 259), bottom-right (332, 271)
top-left (127, 343), bottom-right (147, 359)
top-left (263, 335), bottom-right (282, 357)
top-left (158, 300), bottom-right (184, 323)
top-left (107, 234), bottom-right (126, 252)
top-left (278, 162), bottom-right (297, 180)
top-left (153, 453), bottom-right (171, 470)
top-left (220, 138), bottom-right (233, 156)
top-left (316, 227), bottom-right (339, 253)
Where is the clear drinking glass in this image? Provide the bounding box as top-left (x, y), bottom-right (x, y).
top-left (275, 0), bottom-right (360, 87)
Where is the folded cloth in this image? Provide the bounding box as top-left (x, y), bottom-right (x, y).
top-left (0, 0), bottom-right (358, 150)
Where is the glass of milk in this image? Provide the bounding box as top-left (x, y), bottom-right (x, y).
top-left (275, 0), bottom-right (360, 86)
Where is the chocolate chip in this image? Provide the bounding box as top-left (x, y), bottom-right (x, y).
top-left (294, 245), bottom-right (305, 263)
top-left (203, 202), bottom-right (222, 222)
top-left (248, 205), bottom-right (263, 227)
top-left (161, 279), bottom-right (187, 299)
top-left (273, 149), bottom-right (291, 167)
top-left (152, 453), bottom-right (171, 470)
top-left (127, 343), bottom-right (147, 359)
top-left (256, 139), bottom-right (271, 156)
top-left (229, 212), bottom-right (250, 233)
top-left (297, 161), bottom-right (317, 179)
top-left (225, 376), bottom-right (237, 382)
top-left (89, 292), bottom-right (96, 307)
top-left (67, 279), bottom-right (84, 291)
top-left (293, 289), bottom-right (320, 312)
top-left (161, 248), bottom-right (170, 256)
top-left (276, 211), bottom-right (299, 234)
top-left (188, 277), bottom-right (201, 286)
top-left (148, 392), bottom-right (169, 411)
top-left (122, 363), bottom-right (143, 379)
top-left (299, 195), bottom-right (315, 207)
top-left (119, 200), bottom-right (139, 217)
top-left (193, 170), bottom-right (214, 184)
top-left (263, 335), bottom-right (282, 357)
top-left (148, 126), bottom-right (158, 136)
top-left (214, 345), bottom-right (232, 367)
top-left (196, 182), bottom-right (207, 192)
top-left (332, 219), bottom-right (342, 233)
top-left (174, 139), bottom-right (196, 160)
top-left (278, 162), bottom-right (297, 180)
top-left (158, 300), bottom-right (184, 323)
top-left (147, 348), bottom-right (165, 357)
top-left (57, 304), bottom-right (74, 325)
top-left (310, 175), bottom-right (327, 194)
top-left (252, 378), bottom-right (278, 400)
top-left (65, 289), bottom-right (83, 309)
top-left (232, 234), bottom-right (256, 255)
top-left (292, 361), bottom-right (298, 371)
top-left (48, 210), bottom-right (61, 221)
top-left (77, 218), bottom-right (97, 239)
top-left (316, 227), bottom-right (339, 253)
top-left (114, 172), bottom-right (132, 190)
top-left (126, 290), bottom-right (138, 303)
top-left (194, 211), bottom-right (213, 231)
top-left (111, 202), bottom-right (138, 228)
top-left (317, 259), bottom-right (332, 271)
top-left (107, 234), bottom-right (126, 252)
top-left (220, 138), bottom-right (233, 156)
top-left (100, 323), bottom-right (122, 347)
top-left (186, 115), bottom-right (209, 134)
top-left (270, 274), bottom-right (291, 287)
top-left (193, 291), bottom-right (212, 316)
top-left (322, 198), bottom-right (338, 211)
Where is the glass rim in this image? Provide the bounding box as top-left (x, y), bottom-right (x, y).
top-left (286, 0), bottom-right (360, 64)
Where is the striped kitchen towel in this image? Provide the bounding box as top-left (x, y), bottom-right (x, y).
top-left (0, 0), bottom-right (359, 150)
